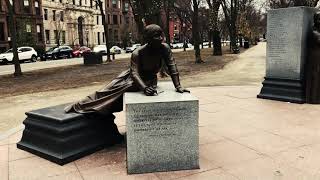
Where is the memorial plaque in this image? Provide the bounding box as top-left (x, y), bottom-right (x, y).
top-left (258, 7), bottom-right (316, 103)
top-left (125, 82), bottom-right (199, 174)
top-left (266, 7), bottom-right (315, 80)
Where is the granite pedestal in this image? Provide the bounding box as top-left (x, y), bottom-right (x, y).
top-left (17, 104), bottom-right (121, 165)
top-left (258, 7), bottom-right (316, 103)
top-left (125, 82), bottom-right (199, 174)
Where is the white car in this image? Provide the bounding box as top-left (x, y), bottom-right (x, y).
top-left (126, 44), bottom-right (141, 53)
top-left (110, 46), bottom-right (122, 54)
top-left (0, 47), bottom-right (38, 64)
top-left (93, 45), bottom-right (107, 55)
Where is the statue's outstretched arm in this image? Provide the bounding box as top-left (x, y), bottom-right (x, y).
top-left (163, 44), bottom-right (190, 93)
top-left (130, 52), bottom-right (147, 90)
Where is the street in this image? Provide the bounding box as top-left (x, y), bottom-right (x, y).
top-left (0, 48), bottom-right (194, 76)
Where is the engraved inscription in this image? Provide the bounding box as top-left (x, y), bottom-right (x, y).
top-left (266, 9), bottom-right (304, 79)
top-left (128, 107), bottom-right (188, 137)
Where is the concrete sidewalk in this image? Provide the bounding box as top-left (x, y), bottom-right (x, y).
top-left (2, 86), bottom-right (320, 180)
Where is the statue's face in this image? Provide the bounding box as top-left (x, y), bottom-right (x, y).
top-left (148, 30), bottom-right (163, 49)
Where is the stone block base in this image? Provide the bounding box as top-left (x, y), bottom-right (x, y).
top-left (125, 82), bottom-right (199, 174)
top-left (17, 104), bottom-right (121, 165)
top-left (257, 77), bottom-right (305, 103)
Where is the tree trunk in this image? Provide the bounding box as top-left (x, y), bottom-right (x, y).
top-left (212, 30), bottom-right (222, 56)
top-left (98, 0), bottom-right (111, 62)
top-left (6, 0), bottom-right (22, 76)
top-left (192, 0), bottom-right (204, 63)
top-left (210, 3), bottom-right (222, 56)
top-left (165, 0), bottom-right (171, 45)
top-left (208, 30), bottom-right (212, 48)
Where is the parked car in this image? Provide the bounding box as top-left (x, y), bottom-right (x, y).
top-left (93, 45), bottom-right (107, 55)
top-left (125, 44), bottom-right (141, 53)
top-left (73, 46), bottom-right (91, 57)
top-left (0, 47), bottom-right (37, 64)
top-left (43, 46), bottom-right (73, 60)
top-left (172, 43), bottom-right (184, 49)
top-left (110, 46), bottom-right (122, 54)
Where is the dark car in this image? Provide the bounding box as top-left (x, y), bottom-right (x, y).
top-left (43, 46), bottom-right (73, 60)
top-left (72, 46), bottom-right (92, 57)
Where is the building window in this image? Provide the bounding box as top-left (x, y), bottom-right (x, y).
top-left (26, 24), bottom-right (31, 33)
top-left (44, 9), bottom-right (48, 20)
top-left (54, 30), bottom-right (59, 44)
top-left (114, 29), bottom-right (118, 41)
top-left (113, 15), bottom-right (117, 24)
top-left (0, 22), bottom-right (4, 41)
top-left (102, 32), bottom-right (105, 43)
top-left (96, 16), bottom-right (99, 25)
top-left (107, 14), bottom-right (110, 24)
top-left (79, 0), bottom-right (82, 6)
top-left (108, 29), bottom-right (112, 41)
top-left (90, 0), bottom-right (93, 7)
top-left (107, 0), bottom-right (109, 7)
top-left (97, 32), bottom-right (100, 45)
top-left (61, 31), bottom-right (65, 44)
top-left (53, 10), bottom-right (56, 21)
top-left (23, 0), bottom-right (30, 13)
top-left (120, 15), bottom-right (122, 24)
top-left (37, 25), bottom-right (43, 42)
top-left (60, 0), bottom-right (63, 3)
top-left (60, 11), bottom-right (64, 21)
top-left (124, 2), bottom-right (129, 12)
top-left (73, 0), bottom-right (75, 5)
top-left (112, 0), bottom-right (117, 8)
top-left (45, 30), bottom-right (50, 43)
top-left (35, 1), bottom-right (40, 15)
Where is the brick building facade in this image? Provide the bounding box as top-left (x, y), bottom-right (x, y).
top-left (0, 0), bottom-right (45, 52)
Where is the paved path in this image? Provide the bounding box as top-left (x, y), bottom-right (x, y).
top-left (184, 42), bottom-right (266, 87)
top-left (2, 85), bottom-right (320, 180)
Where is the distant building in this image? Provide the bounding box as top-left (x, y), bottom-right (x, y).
top-left (105, 0), bottom-right (138, 46)
top-left (42, 0), bottom-right (105, 49)
top-left (42, 0), bottom-right (138, 49)
top-left (0, 0), bottom-right (45, 52)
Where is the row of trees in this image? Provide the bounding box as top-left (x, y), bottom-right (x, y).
top-left (7, 0), bottom-right (320, 76)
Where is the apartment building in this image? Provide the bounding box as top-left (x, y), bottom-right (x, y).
top-left (42, 0), bottom-right (106, 49)
top-left (0, 0), bottom-right (45, 52)
top-left (42, 0), bottom-right (138, 49)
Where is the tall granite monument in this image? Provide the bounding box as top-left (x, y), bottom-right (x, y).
top-left (258, 7), bottom-right (316, 103)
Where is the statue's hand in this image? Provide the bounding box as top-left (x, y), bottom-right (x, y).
top-left (176, 87), bottom-right (190, 93)
top-left (144, 87), bottom-right (157, 96)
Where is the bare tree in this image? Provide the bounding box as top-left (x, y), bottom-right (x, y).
top-left (95, 0), bottom-right (111, 62)
top-left (52, 11), bottom-right (65, 47)
top-left (5, 0), bottom-right (22, 76)
top-left (192, 0), bottom-right (205, 63)
top-left (221, 0), bottom-right (240, 54)
top-left (207, 0), bottom-right (223, 55)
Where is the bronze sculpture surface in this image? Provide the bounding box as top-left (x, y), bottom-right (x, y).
top-left (65, 24), bottom-right (189, 114)
top-left (306, 12), bottom-right (320, 104)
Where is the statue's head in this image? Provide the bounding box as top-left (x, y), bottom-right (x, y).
top-left (314, 12), bottom-right (320, 28)
top-left (144, 24), bottom-right (164, 48)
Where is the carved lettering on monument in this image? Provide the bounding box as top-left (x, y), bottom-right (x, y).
top-left (267, 10), bottom-right (302, 79)
top-left (128, 107), bottom-right (188, 137)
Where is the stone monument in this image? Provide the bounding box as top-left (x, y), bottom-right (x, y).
top-left (125, 82), bottom-right (199, 174)
top-left (258, 7), bottom-right (316, 103)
